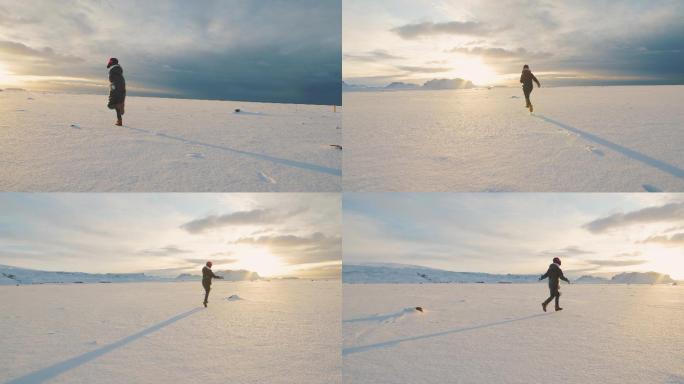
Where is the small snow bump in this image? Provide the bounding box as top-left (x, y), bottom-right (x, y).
top-left (186, 152), bottom-right (204, 159)
top-left (642, 184), bottom-right (663, 193)
top-left (329, 144), bottom-right (342, 150)
top-left (258, 171), bottom-right (277, 184)
top-left (225, 294), bottom-right (243, 301)
top-left (70, 124), bottom-right (81, 129)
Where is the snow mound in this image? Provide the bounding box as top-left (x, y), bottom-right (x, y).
top-left (344, 307), bottom-right (423, 324)
top-left (225, 294), bottom-right (243, 301)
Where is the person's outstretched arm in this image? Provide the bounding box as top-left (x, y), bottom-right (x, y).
top-left (539, 270), bottom-right (549, 281)
top-left (559, 269), bottom-right (570, 283)
top-left (532, 74), bottom-right (541, 88)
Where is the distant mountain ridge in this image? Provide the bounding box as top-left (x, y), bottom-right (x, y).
top-left (0, 264), bottom-right (260, 285)
top-left (343, 263), bottom-right (678, 284)
top-left (343, 78), bottom-right (474, 92)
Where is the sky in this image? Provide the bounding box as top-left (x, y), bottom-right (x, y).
top-left (0, 193), bottom-right (341, 279)
top-left (0, 0), bottom-right (341, 105)
top-left (344, 193), bottom-right (684, 280)
top-left (343, 0), bottom-right (684, 87)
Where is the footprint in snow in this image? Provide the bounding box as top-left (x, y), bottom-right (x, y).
top-left (185, 153), bottom-right (204, 159)
top-left (584, 145), bottom-right (604, 156)
top-left (258, 171), bottom-right (277, 184)
top-left (70, 124), bottom-right (81, 129)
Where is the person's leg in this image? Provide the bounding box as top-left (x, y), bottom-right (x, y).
top-left (115, 106), bottom-right (123, 125)
top-left (203, 283), bottom-right (210, 304)
top-left (555, 292), bottom-right (560, 308)
top-left (523, 87), bottom-right (532, 107)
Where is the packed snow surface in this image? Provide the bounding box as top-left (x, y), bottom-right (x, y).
top-left (343, 86), bottom-right (684, 192)
top-left (0, 92), bottom-right (341, 191)
top-left (343, 283), bottom-right (684, 383)
top-left (0, 280), bottom-right (341, 384)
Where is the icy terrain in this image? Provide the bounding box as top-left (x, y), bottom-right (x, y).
top-left (343, 283), bottom-right (684, 384)
top-left (343, 264), bottom-right (677, 285)
top-left (343, 86), bottom-right (684, 192)
top-left (0, 280), bottom-right (341, 384)
top-left (0, 91), bottom-right (341, 192)
top-left (0, 264), bottom-right (260, 285)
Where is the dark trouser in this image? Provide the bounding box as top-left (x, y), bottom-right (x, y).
top-left (115, 102), bottom-right (125, 122)
top-left (203, 281), bottom-right (211, 304)
top-left (543, 284), bottom-right (560, 308)
top-left (523, 86), bottom-right (533, 107)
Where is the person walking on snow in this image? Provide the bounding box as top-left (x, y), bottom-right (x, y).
top-left (539, 257), bottom-right (570, 312)
top-left (107, 58), bottom-right (126, 126)
top-left (520, 64), bottom-right (540, 113)
top-left (202, 261), bottom-right (223, 307)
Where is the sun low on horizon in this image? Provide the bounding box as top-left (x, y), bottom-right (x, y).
top-left (344, 194), bottom-right (684, 281)
top-left (343, 1), bottom-right (683, 88)
top-left (0, 194), bottom-right (342, 280)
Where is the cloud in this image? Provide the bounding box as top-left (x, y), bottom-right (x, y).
top-left (344, 49), bottom-right (404, 62)
top-left (640, 232), bottom-right (684, 246)
top-left (180, 209), bottom-right (281, 234)
top-left (396, 65), bottom-right (452, 73)
top-left (0, 0), bottom-right (341, 105)
top-left (392, 21), bottom-right (494, 39)
top-left (587, 259), bottom-right (648, 267)
top-left (0, 40), bottom-right (83, 63)
top-left (450, 46), bottom-right (551, 61)
top-left (540, 246), bottom-right (594, 258)
top-left (234, 232), bottom-right (341, 264)
top-left (583, 202), bottom-right (684, 233)
top-left (140, 245), bottom-right (192, 256)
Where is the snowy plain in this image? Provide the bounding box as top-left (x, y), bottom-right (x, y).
top-left (343, 283), bottom-right (684, 384)
top-left (0, 280), bottom-right (341, 384)
top-left (0, 91), bottom-right (341, 192)
top-left (343, 86), bottom-right (684, 192)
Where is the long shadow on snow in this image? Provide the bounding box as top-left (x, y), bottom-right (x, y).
top-left (344, 308), bottom-right (416, 323)
top-left (124, 125), bottom-right (341, 177)
top-left (7, 307), bottom-right (203, 384)
top-left (535, 115), bottom-right (684, 181)
top-left (343, 313), bottom-right (548, 356)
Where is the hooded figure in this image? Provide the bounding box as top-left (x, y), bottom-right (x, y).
top-left (202, 261), bottom-right (223, 307)
top-left (519, 64), bottom-right (540, 112)
top-left (539, 257), bottom-right (570, 312)
top-left (107, 58), bottom-right (126, 126)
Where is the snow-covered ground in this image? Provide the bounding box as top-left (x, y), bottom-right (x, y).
top-left (344, 283), bottom-right (684, 384)
top-left (0, 91), bottom-right (341, 192)
top-left (343, 86), bottom-right (684, 192)
top-left (0, 280), bottom-right (341, 384)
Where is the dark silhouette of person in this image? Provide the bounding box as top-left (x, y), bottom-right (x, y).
top-left (202, 261), bottom-right (223, 307)
top-left (520, 64), bottom-right (540, 112)
top-left (539, 257), bottom-right (570, 312)
top-left (107, 58), bottom-right (126, 126)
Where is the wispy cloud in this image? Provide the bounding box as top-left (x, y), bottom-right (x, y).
top-left (392, 21), bottom-right (494, 39)
top-left (180, 209), bottom-right (283, 234)
top-left (583, 202), bottom-right (684, 233)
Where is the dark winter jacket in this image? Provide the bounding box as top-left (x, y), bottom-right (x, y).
top-left (520, 69), bottom-right (540, 89)
top-left (540, 263), bottom-right (569, 289)
top-left (108, 64), bottom-right (126, 108)
top-left (202, 266), bottom-right (219, 286)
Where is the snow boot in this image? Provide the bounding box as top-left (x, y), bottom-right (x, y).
top-left (115, 120), bottom-right (123, 126)
top-left (529, 104), bottom-right (534, 113)
top-left (555, 307), bottom-right (563, 311)
top-left (203, 301), bottom-right (207, 308)
top-left (542, 302), bottom-right (548, 312)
